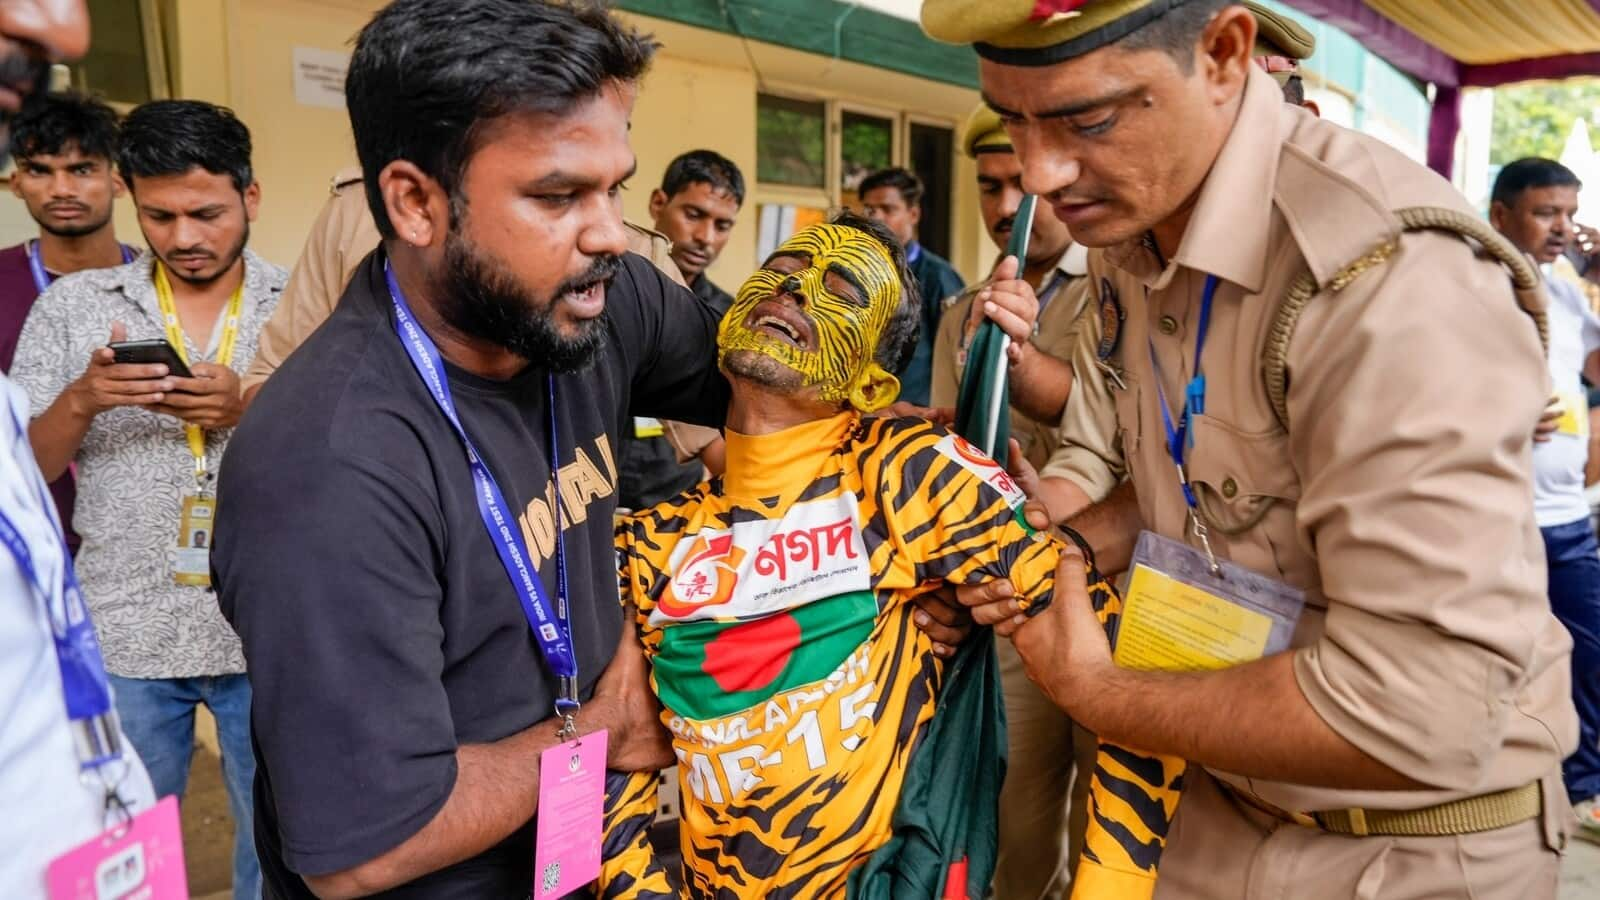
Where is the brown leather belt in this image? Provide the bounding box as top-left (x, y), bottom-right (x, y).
top-left (1219, 780), bottom-right (1542, 837)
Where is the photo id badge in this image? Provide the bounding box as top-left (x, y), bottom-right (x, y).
top-left (47, 795), bottom-right (187, 900)
top-left (533, 729), bottom-right (607, 898)
top-left (173, 495), bottom-right (214, 587)
top-left (1114, 530), bottom-right (1305, 672)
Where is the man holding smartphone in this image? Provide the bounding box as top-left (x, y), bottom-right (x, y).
top-left (13, 98), bottom-right (285, 900)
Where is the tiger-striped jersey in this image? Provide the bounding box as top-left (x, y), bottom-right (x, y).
top-left (601, 412), bottom-right (1189, 899)
top-left (608, 412), bottom-right (1055, 898)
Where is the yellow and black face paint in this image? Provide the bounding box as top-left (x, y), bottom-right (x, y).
top-left (718, 224), bottom-right (902, 411)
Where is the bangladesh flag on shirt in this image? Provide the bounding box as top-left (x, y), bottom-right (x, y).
top-left (652, 591), bottom-right (877, 721)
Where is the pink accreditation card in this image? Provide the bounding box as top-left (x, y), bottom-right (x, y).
top-left (532, 729), bottom-right (607, 899)
top-left (47, 795), bottom-right (188, 900)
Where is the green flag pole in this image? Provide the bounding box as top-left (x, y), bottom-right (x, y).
top-left (954, 194), bottom-right (1035, 460)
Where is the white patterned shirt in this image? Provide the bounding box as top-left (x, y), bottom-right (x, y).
top-left (12, 250), bottom-right (285, 678)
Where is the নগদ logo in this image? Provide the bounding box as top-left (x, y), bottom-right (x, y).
top-left (947, 434), bottom-right (1024, 499)
top-left (661, 533), bottom-right (747, 619)
top-left (950, 434), bottom-right (1000, 470)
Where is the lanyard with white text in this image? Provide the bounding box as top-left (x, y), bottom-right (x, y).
top-left (383, 260), bottom-right (581, 731)
top-left (1036, 268), bottom-right (1069, 314)
top-left (0, 409), bottom-right (124, 784)
top-left (26, 239), bottom-right (136, 295)
top-left (154, 262), bottom-right (243, 489)
top-left (1148, 273), bottom-right (1222, 573)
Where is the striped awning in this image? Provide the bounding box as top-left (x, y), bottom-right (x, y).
top-left (1282, 0), bottom-right (1600, 86)
top-left (1365, 0), bottom-right (1600, 65)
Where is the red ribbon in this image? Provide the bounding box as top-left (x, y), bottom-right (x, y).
top-left (1030, 0), bottom-right (1091, 21)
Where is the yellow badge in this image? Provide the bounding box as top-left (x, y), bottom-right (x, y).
top-left (1557, 391), bottom-right (1589, 438)
top-left (633, 417), bottom-right (666, 439)
top-left (1117, 567), bottom-right (1273, 671)
top-left (174, 494), bottom-right (216, 587)
top-left (1113, 531), bottom-right (1304, 673)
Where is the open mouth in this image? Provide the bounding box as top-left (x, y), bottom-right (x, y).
top-left (560, 280), bottom-right (607, 318)
top-left (745, 299), bottom-right (814, 350)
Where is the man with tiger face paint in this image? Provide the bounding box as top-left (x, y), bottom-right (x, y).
top-left (716, 218), bottom-right (910, 414)
top-left (599, 214), bottom-right (1180, 900)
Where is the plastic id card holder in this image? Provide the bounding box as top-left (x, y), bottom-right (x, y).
top-left (173, 495), bottom-right (214, 587)
top-left (47, 795), bottom-right (188, 900)
top-left (1114, 530), bottom-right (1305, 672)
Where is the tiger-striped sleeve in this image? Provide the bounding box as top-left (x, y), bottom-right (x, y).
top-left (867, 421), bottom-right (1058, 611)
top-left (597, 769), bottom-right (676, 900)
top-left (615, 513), bottom-right (651, 613)
top-left (1069, 560), bottom-right (1189, 900)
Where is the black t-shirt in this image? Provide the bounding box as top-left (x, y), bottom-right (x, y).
top-left (689, 272), bottom-right (733, 318)
top-left (617, 275), bottom-right (732, 510)
top-left (214, 250), bottom-right (729, 899)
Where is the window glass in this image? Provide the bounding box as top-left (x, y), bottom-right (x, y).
top-left (756, 94), bottom-right (826, 188)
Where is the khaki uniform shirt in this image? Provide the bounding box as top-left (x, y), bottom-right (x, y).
top-left (931, 246), bottom-right (1106, 477)
top-left (1039, 308), bottom-right (1126, 504)
top-left (1097, 65), bottom-right (1574, 814)
top-left (242, 168), bottom-right (688, 391)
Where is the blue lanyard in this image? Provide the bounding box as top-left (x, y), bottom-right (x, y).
top-left (1037, 268), bottom-right (1069, 313)
top-left (0, 409), bottom-right (121, 772)
top-left (383, 261), bottom-right (580, 719)
top-left (1149, 274), bottom-right (1220, 509)
top-left (27, 239), bottom-right (137, 294)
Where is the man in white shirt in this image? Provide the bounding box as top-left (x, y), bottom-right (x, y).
top-left (0, 4), bottom-right (159, 897)
top-left (1490, 157), bottom-right (1600, 843)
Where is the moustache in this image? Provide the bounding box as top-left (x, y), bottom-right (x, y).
top-left (994, 215), bottom-right (1016, 235)
top-left (554, 254), bottom-right (621, 298)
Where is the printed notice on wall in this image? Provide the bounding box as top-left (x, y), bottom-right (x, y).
top-left (293, 46), bottom-right (349, 110)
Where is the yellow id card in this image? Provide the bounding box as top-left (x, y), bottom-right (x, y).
top-left (1557, 391), bottom-right (1589, 438)
top-left (1117, 567), bottom-right (1273, 671)
top-left (1113, 531), bottom-right (1304, 673)
top-left (174, 494), bottom-right (215, 587)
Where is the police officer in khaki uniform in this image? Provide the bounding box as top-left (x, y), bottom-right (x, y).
top-left (933, 104), bottom-right (1094, 475)
top-left (926, 1), bottom-right (1578, 897)
top-left (240, 167), bottom-right (686, 402)
top-left (1023, 0), bottom-right (1313, 524)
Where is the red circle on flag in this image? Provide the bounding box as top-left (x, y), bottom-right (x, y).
top-left (702, 613), bottom-right (802, 693)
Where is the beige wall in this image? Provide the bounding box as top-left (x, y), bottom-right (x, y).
top-left (219, 0), bottom-right (369, 267)
top-left (624, 47), bottom-right (760, 293)
top-left (1, 1), bottom-right (990, 288)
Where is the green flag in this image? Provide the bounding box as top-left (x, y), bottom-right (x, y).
top-left (954, 194), bottom-right (1035, 460)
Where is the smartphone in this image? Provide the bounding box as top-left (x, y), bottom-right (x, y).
top-left (108, 339), bottom-right (192, 378)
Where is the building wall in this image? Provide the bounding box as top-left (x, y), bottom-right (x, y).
top-left (0, 0), bottom-right (989, 293)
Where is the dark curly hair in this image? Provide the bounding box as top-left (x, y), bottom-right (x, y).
top-left (11, 90), bottom-right (119, 162)
top-left (346, 0), bottom-right (658, 239)
top-left (117, 99), bottom-right (253, 193)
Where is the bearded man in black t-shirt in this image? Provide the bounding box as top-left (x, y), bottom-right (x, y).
top-left (213, 3), bottom-right (973, 899)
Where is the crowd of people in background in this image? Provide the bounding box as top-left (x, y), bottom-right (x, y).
top-left (1, 0), bottom-right (1598, 899)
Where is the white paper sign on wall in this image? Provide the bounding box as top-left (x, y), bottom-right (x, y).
top-left (292, 46), bottom-right (349, 110)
